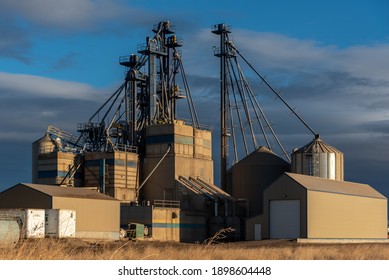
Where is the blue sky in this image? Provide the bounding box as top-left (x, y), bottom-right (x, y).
top-left (1, 0), bottom-right (389, 203)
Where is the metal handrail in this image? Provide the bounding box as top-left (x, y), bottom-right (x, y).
top-left (175, 118), bottom-right (212, 131)
top-left (154, 200), bottom-right (180, 208)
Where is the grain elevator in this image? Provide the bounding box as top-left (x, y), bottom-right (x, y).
top-left (27, 21), bottom-right (387, 242)
top-left (31, 21), bottom-right (231, 242)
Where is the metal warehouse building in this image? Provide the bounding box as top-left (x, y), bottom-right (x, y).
top-left (247, 172), bottom-right (387, 240)
top-left (0, 183), bottom-right (120, 240)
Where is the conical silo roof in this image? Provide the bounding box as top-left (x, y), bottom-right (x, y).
top-left (36, 133), bottom-right (56, 153)
top-left (291, 137), bottom-right (344, 181)
top-left (234, 146), bottom-right (290, 167)
top-left (292, 137), bottom-right (343, 155)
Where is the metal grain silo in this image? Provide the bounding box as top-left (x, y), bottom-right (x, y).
top-left (229, 146), bottom-right (291, 217)
top-left (291, 137), bottom-right (344, 181)
top-left (37, 133), bottom-right (56, 154)
top-left (32, 133), bottom-right (56, 183)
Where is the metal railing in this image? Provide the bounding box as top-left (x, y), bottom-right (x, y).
top-left (175, 118), bottom-right (213, 131)
top-left (154, 200), bottom-right (180, 208)
top-left (114, 143), bottom-right (138, 153)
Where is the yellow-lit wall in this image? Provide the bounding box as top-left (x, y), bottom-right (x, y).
top-left (53, 196), bottom-right (120, 239)
top-left (34, 151), bottom-right (83, 186)
top-left (84, 151), bottom-right (139, 201)
top-left (263, 174), bottom-right (388, 240)
top-left (142, 121), bottom-right (213, 203)
top-left (307, 191), bottom-right (387, 238)
top-left (152, 207), bottom-right (180, 242)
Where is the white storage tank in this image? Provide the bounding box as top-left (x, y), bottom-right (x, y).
top-left (0, 209), bottom-right (45, 238)
top-left (45, 209), bottom-right (76, 238)
top-left (0, 220), bottom-right (20, 248)
top-left (291, 137), bottom-right (344, 181)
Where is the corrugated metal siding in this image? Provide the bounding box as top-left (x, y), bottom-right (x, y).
top-left (143, 122), bottom-right (214, 204)
top-left (291, 138), bottom-right (344, 181)
top-left (84, 151), bottom-right (139, 201)
top-left (53, 196), bottom-right (120, 232)
top-left (263, 175), bottom-right (308, 239)
top-left (37, 171), bottom-right (83, 179)
top-left (152, 208), bottom-right (180, 242)
top-left (307, 190), bottom-right (387, 238)
top-left (85, 159), bottom-right (137, 168)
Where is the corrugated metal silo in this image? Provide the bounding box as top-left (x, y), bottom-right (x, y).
top-left (32, 133), bottom-right (83, 186)
top-left (32, 134), bottom-right (56, 183)
top-left (291, 137), bottom-right (344, 181)
top-left (37, 133), bottom-right (56, 154)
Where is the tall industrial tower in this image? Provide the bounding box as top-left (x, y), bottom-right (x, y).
top-left (76, 21), bottom-right (199, 154)
top-left (33, 21), bottom-right (214, 205)
top-left (212, 23), bottom-right (319, 193)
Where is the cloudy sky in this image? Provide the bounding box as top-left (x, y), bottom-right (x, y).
top-left (1, 0), bottom-right (389, 202)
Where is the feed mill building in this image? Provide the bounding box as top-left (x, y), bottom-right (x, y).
top-left (2, 22), bottom-right (387, 243)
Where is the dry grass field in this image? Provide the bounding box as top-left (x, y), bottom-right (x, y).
top-left (1, 238), bottom-right (389, 260)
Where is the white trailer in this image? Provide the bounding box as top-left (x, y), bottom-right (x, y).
top-left (0, 209), bottom-right (45, 238)
top-left (45, 209), bottom-right (76, 238)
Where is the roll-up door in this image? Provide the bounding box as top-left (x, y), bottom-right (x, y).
top-left (270, 200), bottom-right (300, 239)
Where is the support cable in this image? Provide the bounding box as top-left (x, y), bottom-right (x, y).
top-left (233, 56), bottom-right (271, 149)
top-left (136, 144), bottom-right (171, 200)
top-left (89, 82), bottom-right (126, 122)
top-left (227, 87), bottom-right (239, 164)
top-left (230, 56), bottom-right (259, 149)
top-left (227, 42), bottom-right (319, 139)
top-left (227, 57), bottom-right (258, 150)
top-left (178, 58), bottom-right (200, 128)
top-left (226, 60), bottom-right (249, 156)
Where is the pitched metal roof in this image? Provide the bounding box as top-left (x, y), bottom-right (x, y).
top-left (14, 183), bottom-right (118, 201)
top-left (285, 172), bottom-right (386, 199)
top-left (176, 176), bottom-right (236, 201)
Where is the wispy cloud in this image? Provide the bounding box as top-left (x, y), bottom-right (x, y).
top-left (0, 72), bottom-right (102, 100)
top-left (50, 52), bottom-right (79, 71)
top-left (0, 0), bottom-right (157, 33)
top-left (0, 23), bottom-right (32, 62)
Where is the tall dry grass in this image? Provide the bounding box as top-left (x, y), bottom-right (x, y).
top-left (1, 238), bottom-right (389, 260)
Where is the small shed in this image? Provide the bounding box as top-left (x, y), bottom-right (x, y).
top-left (0, 183), bottom-right (120, 240)
top-left (258, 173), bottom-right (387, 239)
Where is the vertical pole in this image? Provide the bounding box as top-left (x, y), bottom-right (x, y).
top-left (131, 76), bottom-right (137, 146)
top-left (214, 23), bottom-right (229, 191)
top-left (148, 39), bottom-right (157, 125)
top-left (125, 81), bottom-right (129, 140)
top-left (212, 23), bottom-right (230, 191)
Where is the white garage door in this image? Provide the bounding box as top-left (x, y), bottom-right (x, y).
top-left (270, 200), bottom-right (300, 239)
